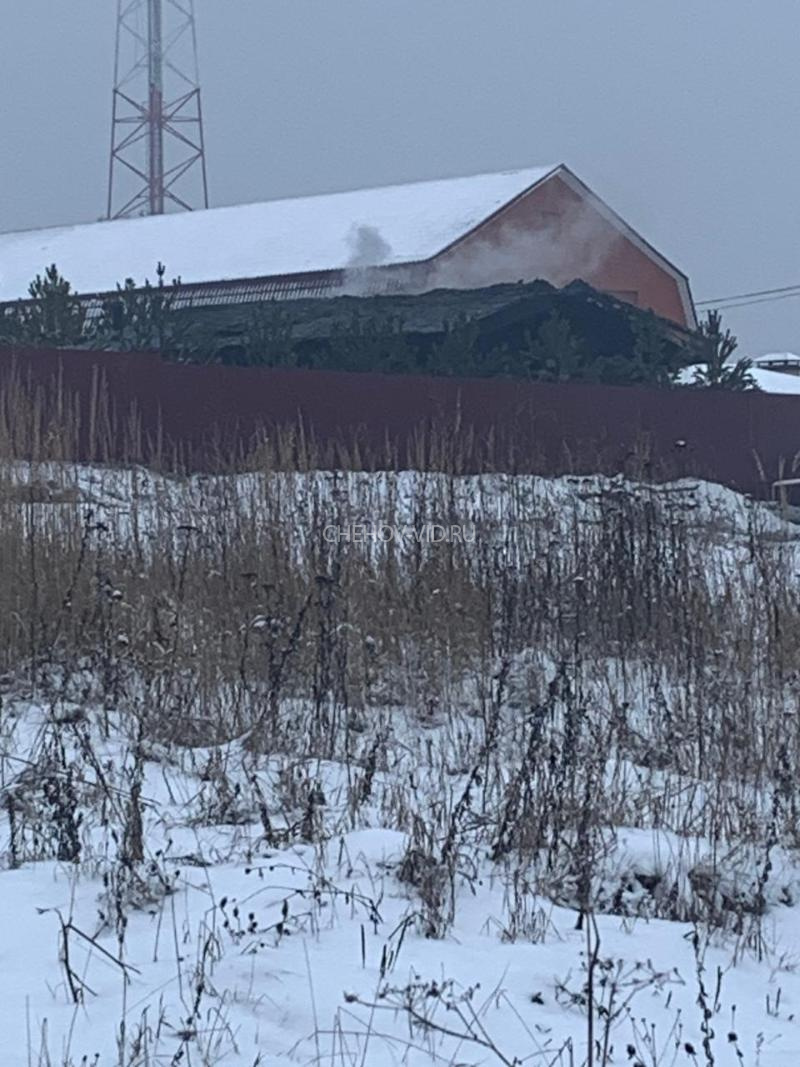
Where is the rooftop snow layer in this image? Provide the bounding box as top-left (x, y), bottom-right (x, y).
top-left (0, 165), bottom-right (559, 302)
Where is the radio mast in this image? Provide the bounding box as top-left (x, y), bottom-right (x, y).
top-left (107, 0), bottom-right (209, 218)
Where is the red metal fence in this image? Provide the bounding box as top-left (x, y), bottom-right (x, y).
top-left (1, 344), bottom-right (799, 497)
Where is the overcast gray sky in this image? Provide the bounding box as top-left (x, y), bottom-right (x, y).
top-left (1, 1), bottom-right (797, 354)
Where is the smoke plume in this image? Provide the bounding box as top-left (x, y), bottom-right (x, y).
top-left (426, 199), bottom-right (624, 292)
top-left (340, 224), bottom-right (395, 296)
top-left (345, 224), bottom-right (393, 268)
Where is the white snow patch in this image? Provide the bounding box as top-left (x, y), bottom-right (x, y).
top-left (679, 362), bottom-right (800, 395)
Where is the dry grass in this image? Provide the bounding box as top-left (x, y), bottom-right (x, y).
top-left (2, 370), bottom-right (800, 1064)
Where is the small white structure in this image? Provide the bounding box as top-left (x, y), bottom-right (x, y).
top-left (751, 352), bottom-right (800, 375)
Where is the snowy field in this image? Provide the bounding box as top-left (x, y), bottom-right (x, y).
top-left (3, 699), bottom-right (800, 1067)
top-left (1, 465), bottom-right (799, 1066)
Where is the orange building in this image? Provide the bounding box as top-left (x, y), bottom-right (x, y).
top-left (0, 164), bottom-right (695, 329)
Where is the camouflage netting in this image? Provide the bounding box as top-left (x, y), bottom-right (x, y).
top-left (169, 279), bottom-right (702, 385)
top-left (0, 275), bottom-right (703, 386)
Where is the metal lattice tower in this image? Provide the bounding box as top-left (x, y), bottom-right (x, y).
top-left (108, 0), bottom-right (209, 219)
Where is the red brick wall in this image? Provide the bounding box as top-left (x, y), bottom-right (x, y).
top-left (430, 175), bottom-right (691, 327)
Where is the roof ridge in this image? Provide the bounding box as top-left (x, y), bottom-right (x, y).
top-left (0, 164), bottom-right (561, 240)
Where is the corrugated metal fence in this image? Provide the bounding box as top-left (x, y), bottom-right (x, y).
top-left (1, 344), bottom-right (798, 496)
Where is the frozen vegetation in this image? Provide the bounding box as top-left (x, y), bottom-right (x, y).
top-left (1, 462), bottom-right (799, 1065)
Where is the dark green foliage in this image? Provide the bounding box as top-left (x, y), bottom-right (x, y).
top-left (241, 304), bottom-right (296, 367)
top-left (520, 311), bottom-right (587, 382)
top-left (94, 262), bottom-right (195, 357)
top-left (305, 313), bottom-right (420, 373)
top-left (628, 312), bottom-right (683, 386)
top-left (159, 278), bottom-right (701, 387)
top-left (690, 310), bottom-right (757, 391)
top-left (427, 315), bottom-right (483, 376)
top-left (0, 269), bottom-right (702, 388)
top-left (194, 302), bottom-right (299, 366)
top-left (0, 265), bottom-right (88, 348)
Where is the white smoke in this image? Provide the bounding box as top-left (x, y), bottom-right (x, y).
top-left (340, 224), bottom-right (395, 296)
top-left (425, 199), bottom-right (624, 293)
top-left (346, 224), bottom-right (393, 268)
top-left (336, 200), bottom-right (624, 300)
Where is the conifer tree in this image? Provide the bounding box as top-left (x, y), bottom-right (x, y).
top-left (692, 310), bottom-right (756, 390)
top-left (0, 264), bottom-right (88, 347)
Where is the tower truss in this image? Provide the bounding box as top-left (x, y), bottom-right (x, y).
top-left (107, 0), bottom-right (209, 219)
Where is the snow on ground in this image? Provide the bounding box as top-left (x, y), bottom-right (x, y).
top-left (1, 696), bottom-right (800, 1067)
top-left (2, 461), bottom-right (793, 542)
top-left (2, 465), bottom-right (800, 1064)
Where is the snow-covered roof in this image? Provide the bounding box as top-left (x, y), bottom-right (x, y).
top-left (0, 165), bottom-right (560, 303)
top-left (751, 351), bottom-right (800, 365)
